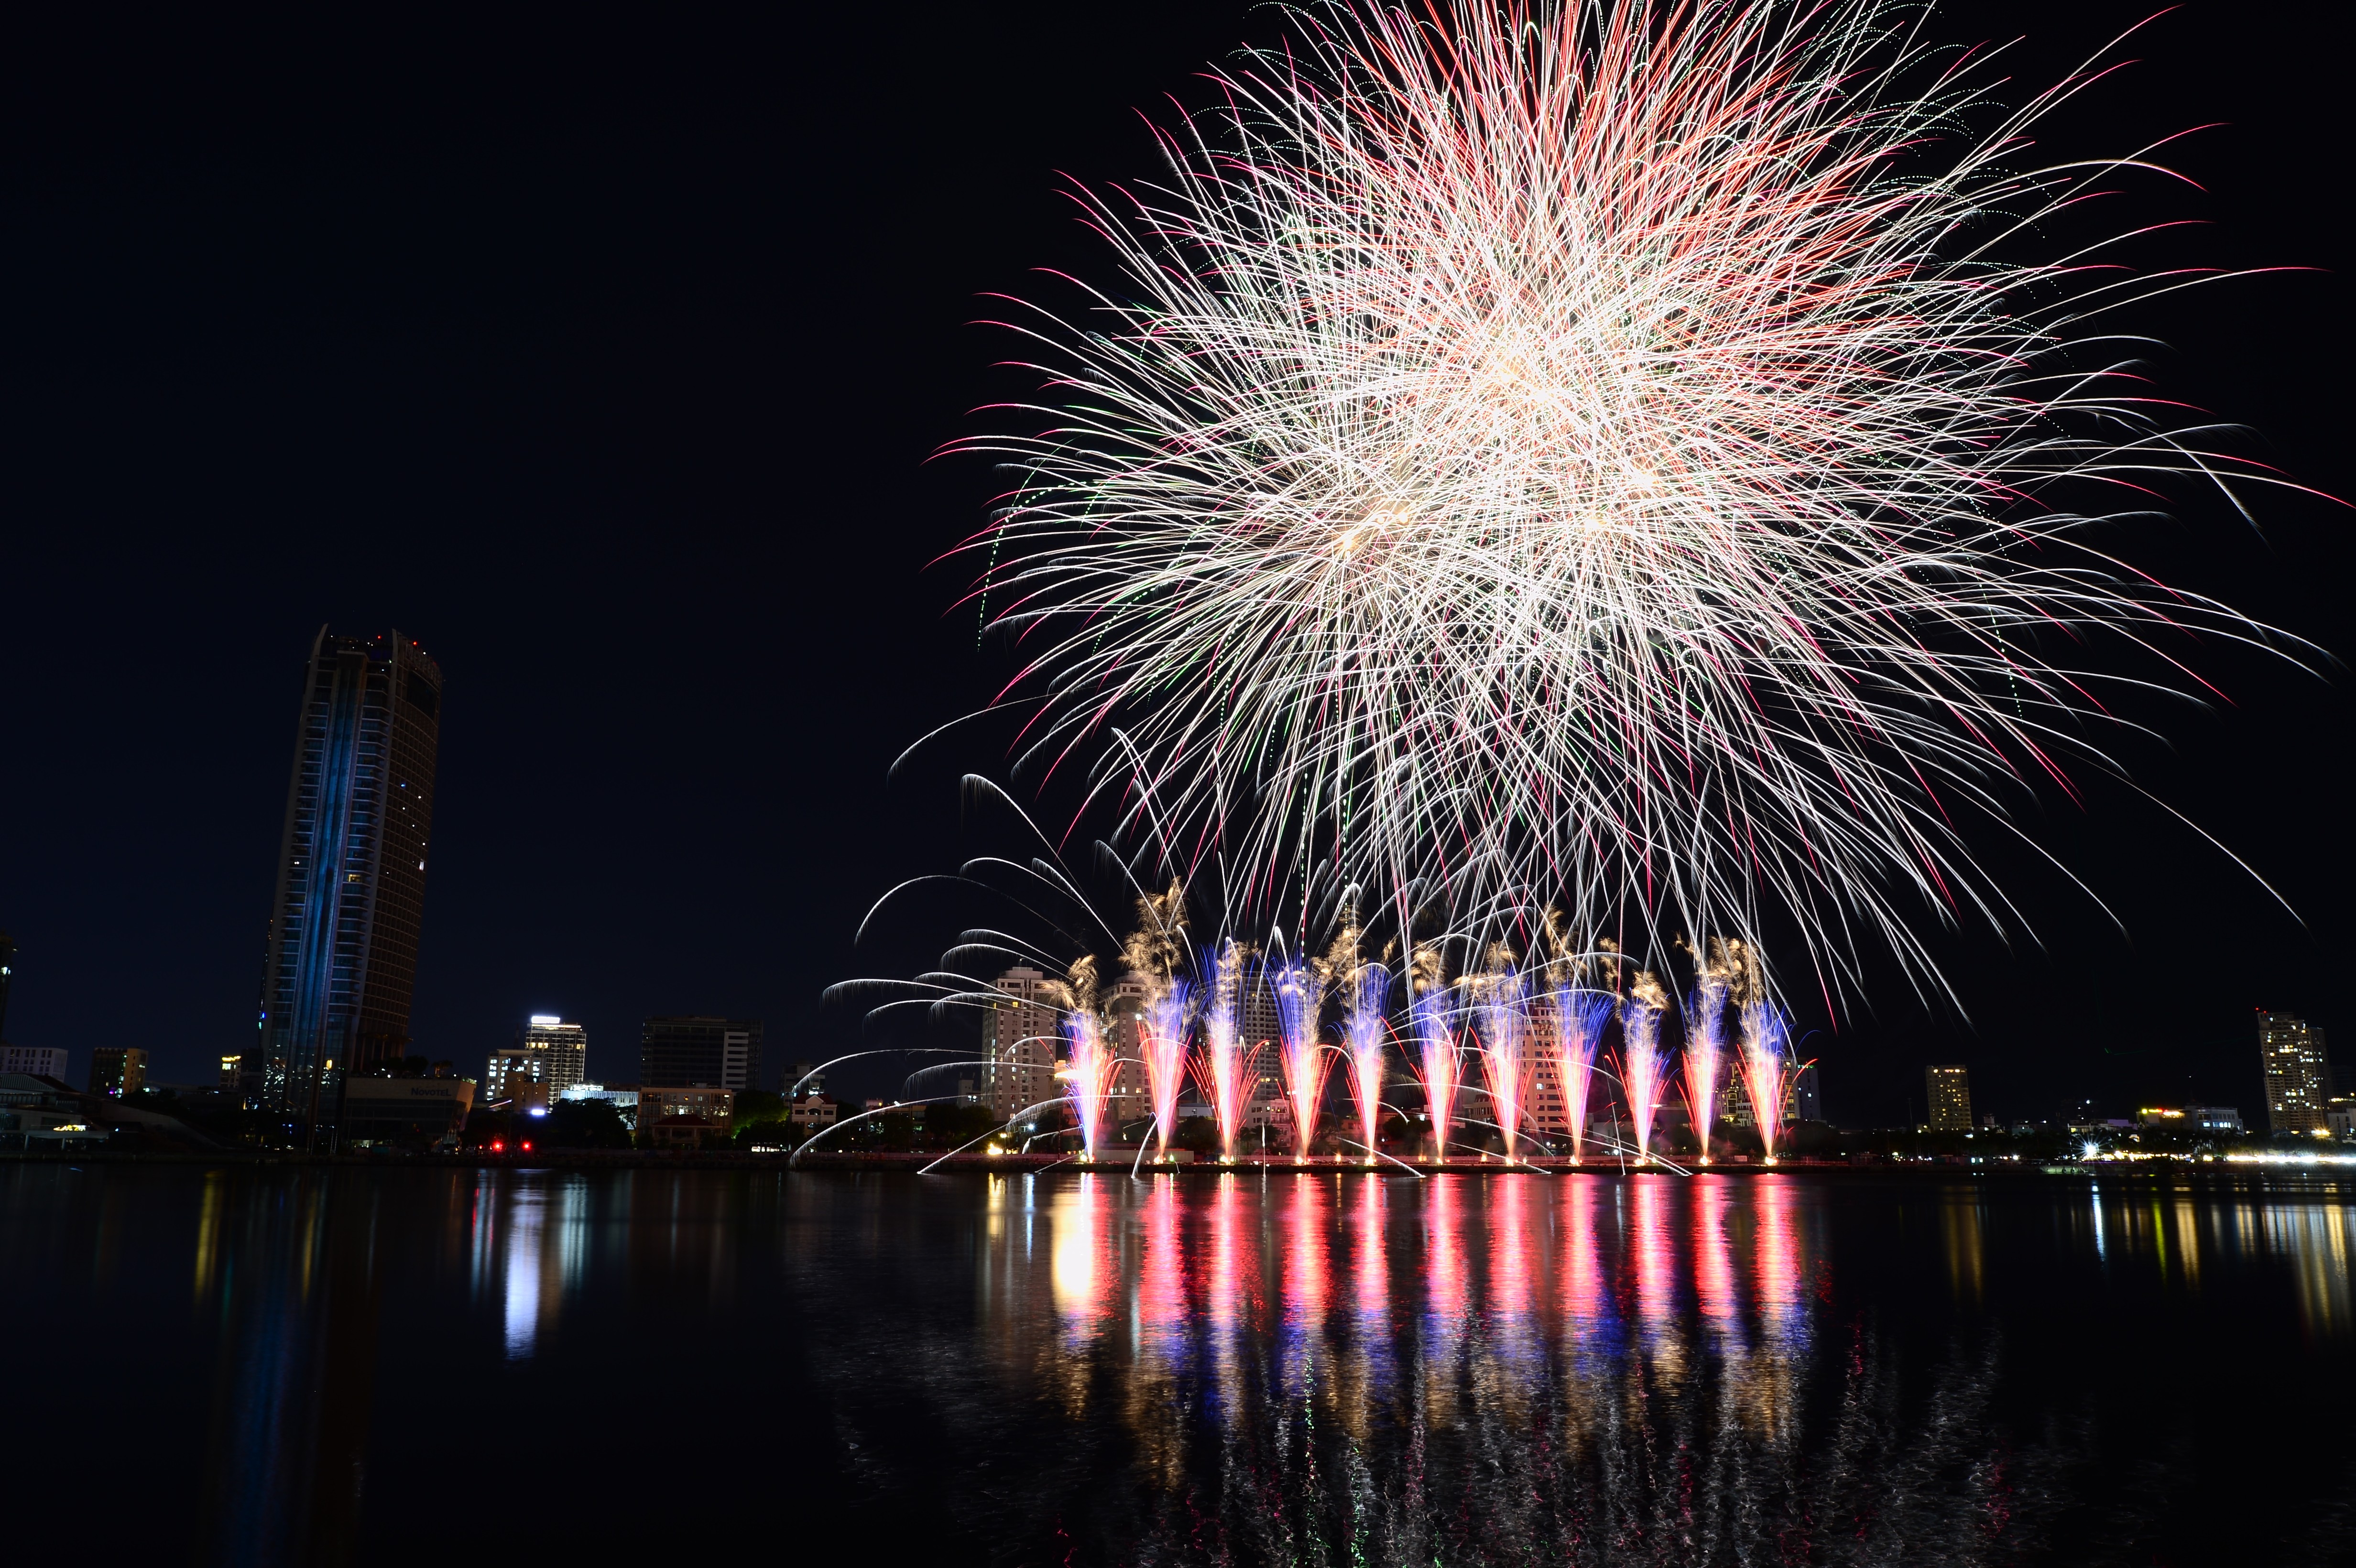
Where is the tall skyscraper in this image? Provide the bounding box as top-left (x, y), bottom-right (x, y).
top-left (640, 1016), bottom-right (763, 1090)
top-left (1925, 1064), bottom-right (1972, 1131)
top-left (253, 628), bottom-right (443, 1125)
top-left (524, 1015), bottom-right (589, 1094)
top-left (2258, 1010), bottom-right (2330, 1135)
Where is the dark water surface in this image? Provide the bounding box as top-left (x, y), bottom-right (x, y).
top-left (7, 1165), bottom-right (2356, 1565)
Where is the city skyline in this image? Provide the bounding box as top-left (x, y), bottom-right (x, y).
top-left (0, 0), bottom-right (2345, 1127)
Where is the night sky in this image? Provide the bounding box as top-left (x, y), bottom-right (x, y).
top-left (0, 1), bottom-right (2346, 1126)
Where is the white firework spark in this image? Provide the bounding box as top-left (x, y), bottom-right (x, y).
top-left (960, 0), bottom-right (2299, 1000)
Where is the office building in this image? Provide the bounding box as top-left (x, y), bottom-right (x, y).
top-left (1791, 1062), bottom-right (1822, 1122)
top-left (2258, 1011), bottom-right (2330, 1135)
top-left (2185, 1104), bottom-right (2243, 1133)
top-left (986, 969), bottom-right (1062, 1121)
top-left (639, 1086), bottom-right (735, 1148)
top-left (2, 1045), bottom-right (68, 1080)
top-left (338, 1075), bottom-right (474, 1148)
top-left (1925, 1064), bottom-right (1972, 1132)
top-left (484, 1048), bottom-right (555, 1110)
top-left (218, 1054), bottom-right (241, 1091)
top-left (523, 1015), bottom-right (589, 1095)
top-left (89, 1047), bottom-right (148, 1098)
top-left (640, 1016), bottom-right (763, 1090)
top-left (252, 628), bottom-right (443, 1122)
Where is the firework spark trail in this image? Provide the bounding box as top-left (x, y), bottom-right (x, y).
top-left (1063, 1011), bottom-right (1114, 1159)
top-left (1196, 941), bottom-right (1254, 1159)
top-left (1618, 971), bottom-right (1670, 1161)
top-left (1342, 960), bottom-right (1393, 1161)
top-left (1143, 978), bottom-right (1194, 1154)
top-left (1740, 998), bottom-right (1794, 1159)
top-left (1475, 963), bottom-right (1530, 1159)
top-left (1682, 940), bottom-right (1734, 1160)
top-left (1547, 986), bottom-right (1615, 1162)
top-left (1413, 987), bottom-right (1463, 1160)
top-left (1270, 957), bottom-right (1332, 1159)
top-left (959, 0), bottom-right (2299, 996)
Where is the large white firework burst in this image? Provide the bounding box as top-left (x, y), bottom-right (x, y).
top-left (959, 0), bottom-right (2293, 998)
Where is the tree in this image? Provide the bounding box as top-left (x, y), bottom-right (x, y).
top-left (545, 1098), bottom-right (632, 1150)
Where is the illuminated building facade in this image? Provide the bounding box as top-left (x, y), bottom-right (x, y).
top-left (252, 628), bottom-right (442, 1125)
top-left (986, 968), bottom-right (1062, 1121)
top-left (523, 1015), bottom-right (589, 1094)
top-left (640, 1016), bottom-right (763, 1090)
top-left (1925, 1064), bottom-right (1972, 1132)
top-left (484, 1047), bottom-right (552, 1109)
top-left (89, 1047), bottom-right (147, 1098)
top-left (1, 1045), bottom-right (68, 1080)
top-left (2258, 1010), bottom-right (2330, 1135)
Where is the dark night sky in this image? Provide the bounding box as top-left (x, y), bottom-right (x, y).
top-left (0, 2), bottom-right (2346, 1124)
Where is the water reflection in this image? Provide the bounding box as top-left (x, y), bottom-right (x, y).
top-left (21, 1164), bottom-right (2356, 1565)
top-left (960, 1174), bottom-right (2131, 1563)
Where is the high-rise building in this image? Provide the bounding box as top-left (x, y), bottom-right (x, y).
top-left (1925, 1064), bottom-right (1972, 1131)
top-left (640, 1016), bottom-right (763, 1090)
top-left (2258, 1010), bottom-right (2331, 1135)
top-left (1791, 1062), bottom-right (1822, 1123)
top-left (523, 1015), bottom-right (589, 1095)
top-left (252, 628), bottom-right (442, 1125)
top-left (218, 1054), bottom-right (242, 1091)
top-left (2, 1045), bottom-right (68, 1080)
top-left (0, 929), bottom-right (13, 1041)
top-left (90, 1047), bottom-right (148, 1098)
top-left (985, 969), bottom-right (1062, 1121)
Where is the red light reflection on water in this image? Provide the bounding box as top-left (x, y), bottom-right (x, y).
top-left (1287, 1176), bottom-right (1331, 1324)
top-left (1561, 1176), bottom-right (1605, 1323)
top-left (1755, 1176), bottom-right (1800, 1328)
top-left (1491, 1175), bottom-right (1532, 1325)
top-left (1139, 1174), bottom-right (1187, 1355)
top-left (1425, 1175), bottom-right (1467, 1323)
top-left (1633, 1177), bottom-right (1674, 1327)
top-left (1696, 1178), bottom-right (1737, 1322)
top-left (1355, 1174), bottom-right (1388, 1323)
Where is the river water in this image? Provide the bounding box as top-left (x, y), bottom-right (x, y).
top-left (6, 1165), bottom-right (2353, 1565)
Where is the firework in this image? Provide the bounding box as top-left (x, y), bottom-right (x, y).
top-left (1269, 956), bottom-right (1332, 1159)
top-left (1739, 998), bottom-right (1795, 1161)
top-left (1197, 941), bottom-right (1255, 1159)
top-left (1617, 970), bottom-right (1670, 1162)
top-left (960, 0), bottom-right (2291, 996)
top-left (1142, 978), bottom-right (1194, 1154)
top-left (1681, 939), bottom-right (1736, 1162)
top-left (1062, 1010), bottom-right (1116, 1159)
top-left (1411, 976), bottom-right (1462, 1160)
top-left (1545, 986), bottom-right (1614, 1162)
top-left (1473, 957), bottom-right (1530, 1159)
top-left (1340, 960), bottom-right (1394, 1162)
